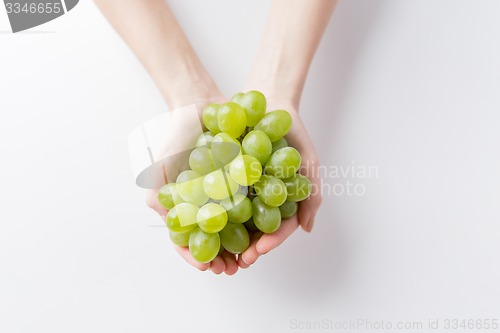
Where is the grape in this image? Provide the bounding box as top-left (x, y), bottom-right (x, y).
top-left (189, 227), bottom-right (220, 263)
top-left (176, 170), bottom-right (209, 206)
top-left (217, 102), bottom-right (247, 138)
top-left (271, 137), bottom-right (288, 153)
top-left (169, 230), bottom-right (191, 247)
top-left (203, 169), bottom-right (239, 200)
top-left (253, 175), bottom-right (287, 207)
top-left (189, 147), bottom-right (215, 175)
top-left (230, 92), bottom-right (244, 104)
top-left (220, 194), bottom-right (252, 223)
top-left (197, 203), bottom-right (228, 233)
top-left (265, 147), bottom-right (301, 179)
top-left (241, 130), bottom-right (272, 164)
top-left (238, 91), bottom-right (266, 126)
top-left (158, 183), bottom-right (184, 210)
top-left (160, 91), bottom-right (315, 262)
top-left (165, 203), bottom-right (198, 233)
top-left (252, 196), bottom-right (281, 233)
top-left (283, 174), bottom-right (312, 202)
top-left (243, 218), bottom-right (259, 232)
top-left (254, 110), bottom-right (292, 142)
top-left (202, 104), bottom-right (221, 133)
top-left (229, 154), bottom-right (262, 186)
top-left (195, 131), bottom-right (215, 148)
top-left (279, 201), bottom-right (298, 219)
top-left (219, 222), bottom-right (250, 254)
top-left (211, 133), bottom-right (241, 165)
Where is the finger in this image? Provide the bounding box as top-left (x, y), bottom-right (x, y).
top-left (298, 201), bottom-right (312, 233)
top-left (237, 255), bottom-right (251, 269)
top-left (308, 214), bottom-right (316, 232)
top-left (256, 217), bottom-right (299, 254)
top-left (240, 232), bottom-right (263, 266)
top-left (174, 245), bottom-right (210, 271)
top-left (222, 251), bottom-right (239, 276)
top-left (209, 256), bottom-right (226, 275)
top-left (298, 184), bottom-right (322, 232)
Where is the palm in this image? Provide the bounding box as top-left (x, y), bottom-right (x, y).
top-left (239, 103), bottom-right (322, 267)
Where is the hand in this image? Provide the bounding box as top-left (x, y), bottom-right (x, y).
top-left (145, 95), bottom-right (240, 276)
top-left (239, 101), bottom-right (322, 268)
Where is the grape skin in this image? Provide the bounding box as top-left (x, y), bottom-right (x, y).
top-left (219, 222), bottom-right (250, 254)
top-left (217, 102), bottom-right (247, 138)
top-left (220, 194), bottom-right (253, 223)
top-left (189, 227), bottom-right (220, 263)
top-left (229, 154), bottom-right (263, 186)
top-left (254, 110), bottom-right (292, 142)
top-left (252, 196), bottom-right (281, 234)
top-left (265, 147), bottom-right (302, 179)
top-left (282, 174), bottom-right (313, 202)
top-left (242, 130), bottom-right (272, 164)
top-left (197, 203), bottom-right (228, 233)
top-left (253, 175), bottom-right (288, 207)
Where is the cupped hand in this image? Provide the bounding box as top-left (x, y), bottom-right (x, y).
top-left (145, 95), bottom-right (240, 275)
top-left (239, 101), bottom-right (323, 268)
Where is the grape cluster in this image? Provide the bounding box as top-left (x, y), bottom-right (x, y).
top-left (158, 91), bottom-right (312, 263)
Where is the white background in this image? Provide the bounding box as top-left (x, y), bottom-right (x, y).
top-left (1, 1), bottom-right (499, 332)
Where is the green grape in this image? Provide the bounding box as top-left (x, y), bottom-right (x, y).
top-left (169, 230), bottom-right (191, 247)
top-left (271, 137), bottom-right (288, 153)
top-left (195, 131), bottom-right (215, 148)
top-left (241, 130), bottom-right (272, 164)
top-left (202, 104), bottom-right (221, 133)
top-left (253, 175), bottom-right (287, 207)
top-left (158, 183), bottom-right (184, 210)
top-left (218, 242), bottom-right (225, 256)
top-left (189, 147), bottom-right (215, 175)
top-left (220, 194), bottom-right (252, 223)
top-left (203, 169), bottom-right (239, 200)
top-left (254, 110), bottom-right (292, 142)
top-left (189, 227), bottom-right (220, 263)
top-left (252, 196), bottom-right (281, 233)
top-left (211, 133), bottom-right (241, 165)
top-left (283, 174), bottom-right (313, 202)
top-left (238, 90), bottom-right (266, 126)
top-left (176, 170), bottom-right (209, 206)
top-left (165, 203), bottom-right (198, 233)
top-left (279, 201), bottom-right (298, 219)
top-left (229, 155), bottom-right (262, 186)
top-left (217, 102), bottom-right (247, 138)
top-left (244, 218), bottom-right (259, 232)
top-left (219, 222), bottom-right (250, 254)
top-left (197, 203), bottom-right (228, 233)
top-left (265, 147), bottom-right (301, 179)
top-left (230, 92), bottom-right (244, 104)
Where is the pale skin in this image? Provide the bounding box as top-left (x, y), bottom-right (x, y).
top-left (95, 0), bottom-right (337, 275)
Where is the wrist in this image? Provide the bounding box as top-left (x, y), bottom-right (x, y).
top-left (161, 75), bottom-right (224, 110)
top-left (245, 67), bottom-right (305, 110)
top-left (244, 80), bottom-right (301, 111)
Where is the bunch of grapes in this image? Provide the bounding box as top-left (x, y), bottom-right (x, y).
top-left (158, 91), bottom-right (312, 263)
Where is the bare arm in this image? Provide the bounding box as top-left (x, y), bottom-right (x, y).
top-left (95, 0), bottom-right (235, 274)
top-left (240, 0), bottom-right (337, 268)
top-left (94, 0), bottom-right (223, 109)
top-left (246, 0), bottom-right (337, 107)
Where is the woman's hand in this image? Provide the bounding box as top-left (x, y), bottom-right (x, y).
top-left (239, 101), bottom-right (322, 268)
top-left (145, 95), bottom-right (240, 276)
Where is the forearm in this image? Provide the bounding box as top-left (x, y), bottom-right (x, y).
top-left (246, 0), bottom-right (337, 107)
top-left (94, 0), bottom-right (220, 108)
